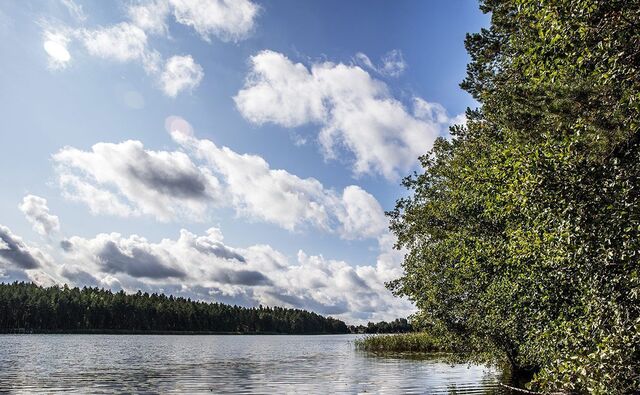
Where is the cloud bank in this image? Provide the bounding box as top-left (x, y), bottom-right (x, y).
top-left (0, 221), bottom-right (413, 323)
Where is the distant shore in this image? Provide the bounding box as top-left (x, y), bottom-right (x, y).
top-left (0, 328), bottom-right (354, 335)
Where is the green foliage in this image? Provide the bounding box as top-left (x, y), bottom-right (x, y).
top-left (354, 332), bottom-right (446, 353)
top-left (348, 318), bottom-right (413, 334)
top-left (389, 1), bottom-right (640, 393)
top-left (0, 282), bottom-right (349, 334)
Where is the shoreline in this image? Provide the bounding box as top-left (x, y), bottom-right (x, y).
top-left (0, 329), bottom-right (355, 336)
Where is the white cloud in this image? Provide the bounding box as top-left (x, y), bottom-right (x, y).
top-left (60, 0), bottom-right (86, 22)
top-left (160, 55), bottom-right (204, 97)
top-left (235, 50), bottom-right (457, 180)
top-left (127, 0), bottom-right (171, 35)
top-left (52, 119), bottom-right (388, 240)
top-left (0, 224), bottom-right (60, 287)
top-left (339, 185), bottom-right (387, 240)
top-left (76, 22), bottom-right (201, 95)
top-left (81, 23), bottom-right (147, 62)
top-left (412, 97), bottom-right (449, 123)
top-left (53, 140), bottom-right (223, 221)
top-left (0, 225), bottom-right (44, 269)
top-left (379, 49), bottom-right (407, 77)
top-left (171, 123), bottom-right (388, 238)
top-left (354, 52), bottom-right (375, 71)
top-left (355, 49), bottom-right (406, 78)
top-left (19, 195), bottom-right (61, 237)
top-left (449, 112), bottom-right (468, 129)
top-left (170, 0), bottom-right (260, 42)
top-left (413, 97), bottom-right (466, 139)
top-left (125, 0), bottom-right (260, 41)
top-left (58, 174), bottom-right (138, 218)
top-left (43, 0), bottom-right (261, 96)
top-left (43, 30), bottom-right (71, 69)
top-left (172, 129), bottom-right (332, 232)
top-left (47, 1), bottom-right (266, 96)
top-left (55, 226), bottom-right (414, 323)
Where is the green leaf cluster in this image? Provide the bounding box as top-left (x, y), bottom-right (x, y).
top-left (388, 1), bottom-right (640, 392)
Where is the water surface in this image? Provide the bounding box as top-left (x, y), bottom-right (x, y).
top-left (0, 334), bottom-right (506, 394)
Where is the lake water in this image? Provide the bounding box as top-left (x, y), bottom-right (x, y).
top-left (0, 334), bottom-right (508, 394)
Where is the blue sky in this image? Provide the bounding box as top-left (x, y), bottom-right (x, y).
top-left (0, 0), bottom-right (487, 323)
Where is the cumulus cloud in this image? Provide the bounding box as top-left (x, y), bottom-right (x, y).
top-left (125, 0), bottom-right (259, 41)
top-left (235, 50), bottom-right (461, 180)
top-left (81, 23), bottom-right (146, 62)
top-left (79, 22), bottom-right (161, 73)
top-left (53, 140), bottom-right (222, 221)
top-left (98, 240), bottom-right (186, 279)
top-left (60, 228), bottom-right (257, 289)
top-left (173, 130), bottom-right (331, 231)
top-left (170, 0), bottom-right (260, 42)
top-left (0, 216), bottom-right (411, 322)
top-left (55, 226), bottom-right (413, 322)
top-left (127, 0), bottom-right (171, 35)
top-left (58, 174), bottom-right (138, 217)
top-left (338, 186), bottom-right (387, 240)
top-left (0, 225), bottom-right (61, 288)
top-left (54, 120), bottom-right (388, 240)
top-left (449, 112), bottom-right (468, 129)
top-left (74, 22), bottom-right (204, 95)
top-left (412, 97), bottom-right (449, 123)
top-left (76, 22), bottom-right (203, 96)
top-left (19, 195), bottom-right (60, 237)
top-left (0, 225), bottom-right (42, 269)
top-left (190, 227), bottom-right (246, 262)
top-left (42, 0), bottom-right (261, 95)
top-left (160, 55), bottom-right (204, 97)
top-left (171, 124), bottom-right (388, 237)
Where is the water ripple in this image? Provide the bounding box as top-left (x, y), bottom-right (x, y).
top-left (0, 334), bottom-right (508, 394)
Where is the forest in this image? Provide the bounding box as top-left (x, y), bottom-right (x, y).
top-left (389, 0), bottom-right (639, 393)
top-left (348, 318), bottom-right (412, 334)
top-left (0, 282), bottom-right (349, 334)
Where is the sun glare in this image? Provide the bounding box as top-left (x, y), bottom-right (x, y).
top-left (43, 40), bottom-right (71, 63)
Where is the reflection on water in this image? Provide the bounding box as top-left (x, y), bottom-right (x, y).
top-left (0, 334), bottom-right (508, 394)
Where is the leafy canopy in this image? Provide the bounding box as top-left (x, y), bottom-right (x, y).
top-left (389, 0), bottom-right (640, 392)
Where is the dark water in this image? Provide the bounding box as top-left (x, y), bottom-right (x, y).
top-left (0, 334), bottom-right (508, 394)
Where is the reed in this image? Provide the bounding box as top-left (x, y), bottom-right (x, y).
top-left (354, 332), bottom-right (448, 353)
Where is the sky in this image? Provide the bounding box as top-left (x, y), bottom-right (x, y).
top-left (0, 0), bottom-right (488, 323)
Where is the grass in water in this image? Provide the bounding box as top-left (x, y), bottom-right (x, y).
top-left (354, 332), bottom-right (448, 353)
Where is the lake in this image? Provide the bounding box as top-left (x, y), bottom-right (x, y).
top-left (0, 334), bottom-right (507, 394)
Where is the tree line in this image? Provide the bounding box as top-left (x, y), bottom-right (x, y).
top-left (389, 0), bottom-right (639, 393)
top-left (0, 282), bottom-right (348, 334)
top-left (348, 318), bottom-right (412, 334)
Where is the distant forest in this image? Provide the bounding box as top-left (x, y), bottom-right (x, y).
top-left (0, 282), bottom-right (349, 334)
top-left (348, 318), bottom-right (412, 334)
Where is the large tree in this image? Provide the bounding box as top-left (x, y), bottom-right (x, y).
top-left (389, 0), bottom-right (640, 392)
